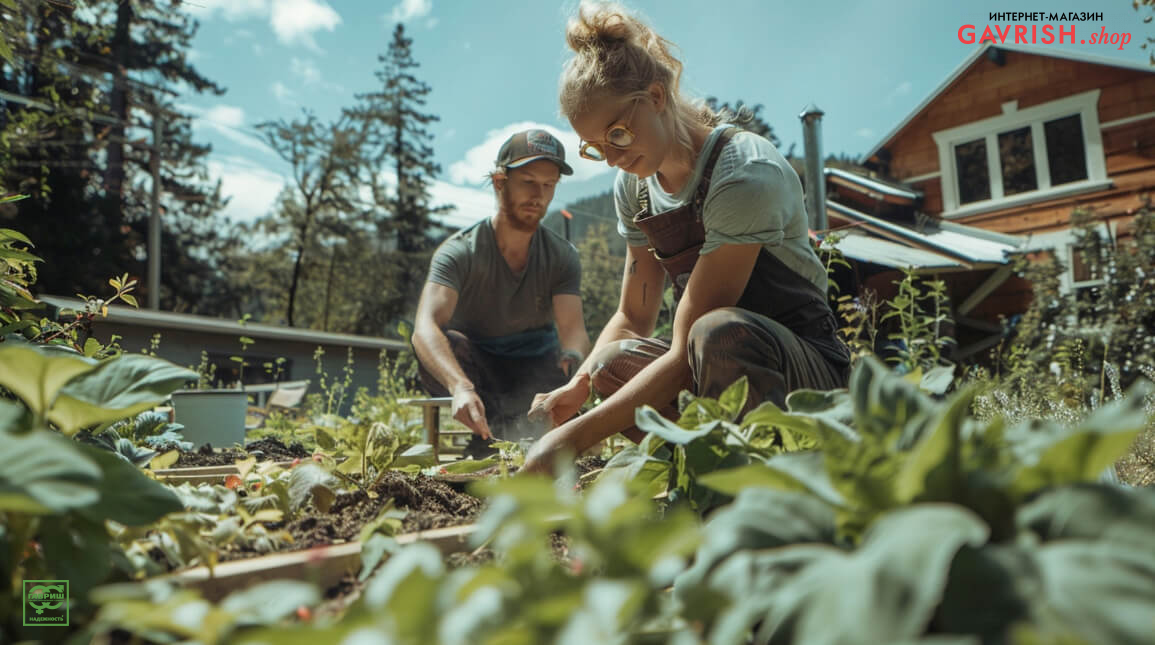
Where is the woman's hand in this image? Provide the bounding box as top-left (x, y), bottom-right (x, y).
top-left (520, 428), bottom-right (576, 476)
top-left (452, 385), bottom-right (491, 440)
top-left (528, 372), bottom-right (590, 428)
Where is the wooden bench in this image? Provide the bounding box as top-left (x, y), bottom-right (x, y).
top-left (400, 397), bottom-right (473, 460)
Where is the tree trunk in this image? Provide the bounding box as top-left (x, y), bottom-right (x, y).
top-left (286, 210), bottom-right (314, 327)
top-left (103, 0), bottom-right (133, 200)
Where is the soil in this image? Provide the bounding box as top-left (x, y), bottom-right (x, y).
top-left (276, 471), bottom-right (483, 551)
top-left (575, 455), bottom-right (607, 477)
top-left (171, 437), bottom-right (310, 467)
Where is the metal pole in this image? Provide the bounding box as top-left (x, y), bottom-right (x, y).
top-left (148, 105), bottom-right (162, 310)
top-left (799, 103), bottom-right (827, 232)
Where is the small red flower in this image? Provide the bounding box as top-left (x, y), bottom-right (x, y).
top-left (291, 458), bottom-right (302, 467)
top-left (224, 474), bottom-right (242, 490)
top-left (438, 467), bottom-right (448, 474)
top-left (295, 605), bottom-right (312, 621)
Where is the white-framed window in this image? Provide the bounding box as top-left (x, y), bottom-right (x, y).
top-left (1025, 223), bottom-right (1112, 295)
top-left (933, 90), bottom-right (1111, 219)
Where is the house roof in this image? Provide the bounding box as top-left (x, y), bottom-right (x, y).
top-left (826, 200), bottom-right (1025, 270)
top-left (859, 43), bottom-right (1155, 166)
top-left (37, 295), bottom-right (408, 351)
top-left (824, 167), bottom-right (922, 202)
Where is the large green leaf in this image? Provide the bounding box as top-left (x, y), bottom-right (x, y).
top-left (849, 356), bottom-right (937, 446)
top-left (675, 487), bottom-right (838, 627)
top-left (893, 386), bottom-right (976, 504)
top-left (1029, 541), bottom-right (1155, 644)
top-left (220, 580), bottom-right (321, 627)
top-left (0, 342), bottom-right (97, 418)
top-left (699, 452), bottom-right (845, 508)
top-left (75, 443), bottom-right (183, 526)
top-left (393, 443), bottom-right (437, 468)
top-left (0, 428), bottom-right (100, 513)
top-left (635, 405), bottom-right (718, 445)
top-left (1016, 484), bottom-right (1155, 553)
top-left (757, 504), bottom-right (989, 645)
top-left (39, 514), bottom-right (114, 597)
top-left (48, 354), bottom-right (198, 435)
top-left (717, 376), bottom-right (749, 422)
top-left (1010, 381), bottom-right (1153, 499)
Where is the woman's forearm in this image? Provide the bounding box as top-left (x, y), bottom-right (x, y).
top-left (558, 349), bottom-right (691, 453)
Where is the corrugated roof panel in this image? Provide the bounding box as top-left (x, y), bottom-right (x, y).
top-left (829, 233), bottom-right (965, 270)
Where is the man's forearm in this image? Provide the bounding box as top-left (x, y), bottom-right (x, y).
top-left (412, 326), bottom-right (472, 394)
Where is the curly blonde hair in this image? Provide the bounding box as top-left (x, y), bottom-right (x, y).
top-left (559, 1), bottom-right (720, 160)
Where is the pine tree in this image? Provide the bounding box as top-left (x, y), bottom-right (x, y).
top-left (0, 0), bottom-right (232, 310)
top-left (350, 22), bottom-right (449, 254)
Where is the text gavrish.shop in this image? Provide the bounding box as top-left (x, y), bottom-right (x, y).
top-left (958, 25), bottom-right (1132, 50)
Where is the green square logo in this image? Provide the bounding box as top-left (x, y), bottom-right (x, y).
top-left (23, 580), bottom-right (69, 627)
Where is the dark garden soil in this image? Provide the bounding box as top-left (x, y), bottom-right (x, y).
top-left (172, 437), bottom-right (311, 467)
top-left (212, 471), bottom-right (484, 564)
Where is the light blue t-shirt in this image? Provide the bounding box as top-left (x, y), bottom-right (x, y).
top-left (613, 125), bottom-right (828, 295)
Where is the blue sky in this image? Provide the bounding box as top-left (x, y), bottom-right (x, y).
top-left (176, 0), bottom-right (1154, 228)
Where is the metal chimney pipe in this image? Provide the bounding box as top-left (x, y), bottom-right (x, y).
top-left (799, 103), bottom-right (827, 232)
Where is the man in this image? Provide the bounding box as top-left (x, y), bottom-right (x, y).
top-left (412, 129), bottom-right (591, 458)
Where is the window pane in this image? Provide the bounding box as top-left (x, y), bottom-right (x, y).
top-left (1045, 115), bottom-right (1088, 186)
top-left (998, 126), bottom-right (1037, 196)
top-left (954, 138), bottom-right (990, 204)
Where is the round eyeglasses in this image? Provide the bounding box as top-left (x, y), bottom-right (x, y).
top-left (578, 99), bottom-right (639, 162)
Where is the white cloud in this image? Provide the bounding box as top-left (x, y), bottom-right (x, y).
top-left (885, 80), bottom-right (913, 105)
top-left (185, 0), bottom-right (267, 22)
top-left (180, 103), bottom-right (272, 156)
top-left (388, 0), bottom-right (432, 23)
top-left (271, 82), bottom-right (294, 104)
top-left (271, 0), bottom-right (341, 51)
top-left (205, 156), bottom-right (288, 223)
top-left (289, 58), bottom-right (323, 85)
top-left (204, 104), bottom-right (245, 128)
top-left (855, 127), bottom-right (875, 138)
top-left (448, 121), bottom-right (610, 186)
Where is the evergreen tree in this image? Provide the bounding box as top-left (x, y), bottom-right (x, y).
top-left (350, 22), bottom-right (449, 254)
top-left (0, 0), bottom-right (232, 310)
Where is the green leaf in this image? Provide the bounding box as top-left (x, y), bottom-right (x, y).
top-left (75, 443), bottom-right (183, 526)
top-left (717, 376), bottom-right (749, 422)
top-left (1016, 484), bottom-right (1155, 553)
top-left (919, 364), bottom-right (956, 395)
top-left (635, 405), bottom-right (718, 445)
top-left (675, 487), bottom-right (838, 624)
top-left (220, 580), bottom-right (321, 627)
top-left (0, 428), bottom-right (100, 513)
top-left (120, 293), bottom-right (138, 308)
top-left (1011, 382), bottom-right (1153, 499)
top-left (0, 36), bottom-right (14, 67)
top-left (0, 226), bottom-right (32, 242)
top-left (1028, 541), bottom-right (1155, 644)
top-left (0, 247), bottom-right (42, 263)
top-left (359, 534), bottom-right (400, 582)
top-left (438, 456), bottom-right (498, 475)
top-left (0, 342), bottom-right (98, 418)
top-left (314, 427), bottom-right (337, 450)
top-left (39, 514), bottom-right (114, 597)
top-left (893, 386), bottom-right (976, 504)
top-left (83, 337), bottom-right (103, 358)
top-left (48, 354), bottom-right (199, 435)
top-left (392, 443), bottom-right (437, 468)
top-left (697, 453), bottom-right (845, 508)
top-left (757, 505), bottom-right (990, 644)
top-left (288, 463), bottom-right (338, 512)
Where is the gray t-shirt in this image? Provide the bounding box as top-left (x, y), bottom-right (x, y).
top-left (613, 124), bottom-right (828, 295)
top-left (427, 217), bottom-right (581, 355)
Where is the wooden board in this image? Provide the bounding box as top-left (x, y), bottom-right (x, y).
top-left (166, 523), bottom-right (477, 602)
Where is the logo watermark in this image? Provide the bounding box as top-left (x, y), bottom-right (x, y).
top-left (958, 12), bottom-right (1133, 51)
top-left (23, 580), bottom-right (69, 627)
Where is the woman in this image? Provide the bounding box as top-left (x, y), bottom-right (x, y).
top-left (522, 1), bottom-right (849, 475)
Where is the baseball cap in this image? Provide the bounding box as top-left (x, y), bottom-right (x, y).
top-left (496, 129), bottom-right (574, 176)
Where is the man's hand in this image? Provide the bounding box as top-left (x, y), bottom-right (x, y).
top-left (452, 385), bottom-right (491, 440)
top-left (557, 349), bottom-right (583, 378)
top-left (521, 427), bottom-right (576, 476)
top-left (528, 372), bottom-right (590, 428)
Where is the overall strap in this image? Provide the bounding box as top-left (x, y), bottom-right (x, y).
top-left (635, 125), bottom-right (739, 218)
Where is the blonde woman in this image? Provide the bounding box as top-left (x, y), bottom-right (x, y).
top-left (523, 2), bottom-right (849, 474)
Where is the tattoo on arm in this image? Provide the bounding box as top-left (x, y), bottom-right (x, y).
top-left (642, 283), bottom-right (647, 306)
top-left (629, 260), bottom-right (637, 275)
